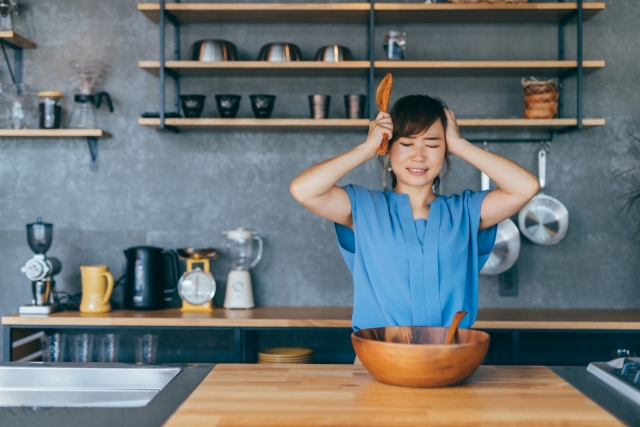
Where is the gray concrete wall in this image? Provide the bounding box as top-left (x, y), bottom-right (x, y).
top-left (1, 0), bottom-right (639, 356)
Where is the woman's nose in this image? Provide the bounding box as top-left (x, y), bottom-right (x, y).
top-left (411, 146), bottom-right (427, 161)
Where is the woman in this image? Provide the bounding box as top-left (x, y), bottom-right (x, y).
top-left (290, 95), bottom-right (539, 332)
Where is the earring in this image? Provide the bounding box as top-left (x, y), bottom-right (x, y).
top-left (387, 166), bottom-right (392, 172)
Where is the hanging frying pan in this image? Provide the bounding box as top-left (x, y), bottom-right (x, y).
top-left (479, 171), bottom-right (520, 276)
top-left (518, 147), bottom-right (569, 245)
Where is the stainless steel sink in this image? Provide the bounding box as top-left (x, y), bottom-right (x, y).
top-left (0, 364), bottom-right (181, 408)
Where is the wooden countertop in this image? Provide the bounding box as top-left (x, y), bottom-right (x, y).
top-left (4, 307), bottom-right (640, 330)
top-left (163, 364), bottom-right (622, 426)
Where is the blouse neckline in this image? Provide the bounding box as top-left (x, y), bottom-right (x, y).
top-left (384, 189), bottom-right (443, 206)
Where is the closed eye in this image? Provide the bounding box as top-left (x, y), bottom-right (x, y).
top-left (400, 143), bottom-right (413, 147)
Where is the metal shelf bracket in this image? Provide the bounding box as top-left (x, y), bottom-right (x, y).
top-left (87, 137), bottom-right (99, 172)
top-left (159, 0), bottom-right (181, 132)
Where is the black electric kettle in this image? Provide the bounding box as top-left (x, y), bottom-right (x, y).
top-left (123, 246), bottom-right (180, 310)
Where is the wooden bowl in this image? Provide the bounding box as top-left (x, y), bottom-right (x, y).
top-left (352, 326), bottom-right (489, 388)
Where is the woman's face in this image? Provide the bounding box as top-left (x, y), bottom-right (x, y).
top-left (388, 119), bottom-right (446, 188)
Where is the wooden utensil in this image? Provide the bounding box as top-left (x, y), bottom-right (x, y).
top-left (444, 310), bottom-right (467, 345)
top-left (375, 73), bottom-right (393, 156)
top-left (352, 325), bottom-right (490, 388)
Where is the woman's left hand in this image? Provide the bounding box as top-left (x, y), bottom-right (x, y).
top-left (444, 109), bottom-right (469, 157)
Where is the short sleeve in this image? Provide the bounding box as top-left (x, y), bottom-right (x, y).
top-left (465, 189), bottom-right (497, 269)
top-left (333, 184), bottom-right (357, 273)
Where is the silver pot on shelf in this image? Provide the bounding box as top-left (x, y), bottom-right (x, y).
top-left (258, 43), bottom-right (301, 62)
top-left (191, 39), bottom-right (237, 62)
top-left (315, 45), bottom-right (352, 62)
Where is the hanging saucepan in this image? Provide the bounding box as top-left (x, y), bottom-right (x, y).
top-left (479, 171), bottom-right (520, 276)
top-left (518, 147), bottom-right (569, 245)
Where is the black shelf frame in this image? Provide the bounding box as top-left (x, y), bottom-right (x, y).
top-left (153, 0), bottom-right (591, 143)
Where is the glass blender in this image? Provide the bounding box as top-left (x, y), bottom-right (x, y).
top-left (19, 217), bottom-right (62, 314)
top-left (223, 227), bottom-right (263, 309)
top-left (67, 60), bottom-right (114, 129)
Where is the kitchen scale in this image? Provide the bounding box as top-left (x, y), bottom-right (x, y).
top-left (176, 248), bottom-right (218, 312)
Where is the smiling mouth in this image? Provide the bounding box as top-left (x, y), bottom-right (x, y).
top-left (407, 168), bottom-right (428, 175)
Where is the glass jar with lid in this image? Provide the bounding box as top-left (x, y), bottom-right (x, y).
top-left (38, 91), bottom-right (64, 129)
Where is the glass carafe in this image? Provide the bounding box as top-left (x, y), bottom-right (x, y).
top-left (68, 92), bottom-right (113, 129)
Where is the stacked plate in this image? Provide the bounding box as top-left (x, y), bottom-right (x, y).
top-left (258, 347), bottom-right (313, 364)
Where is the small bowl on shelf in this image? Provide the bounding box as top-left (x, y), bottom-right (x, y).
top-left (180, 95), bottom-right (206, 118)
top-left (352, 326), bottom-right (489, 388)
top-left (249, 94), bottom-right (276, 118)
top-left (215, 94), bottom-right (241, 118)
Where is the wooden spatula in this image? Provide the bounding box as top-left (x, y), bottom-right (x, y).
top-left (375, 73), bottom-right (393, 156)
top-left (444, 310), bottom-right (468, 345)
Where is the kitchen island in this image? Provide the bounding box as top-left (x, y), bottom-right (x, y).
top-left (151, 364), bottom-right (632, 426)
top-left (1, 363), bottom-right (635, 427)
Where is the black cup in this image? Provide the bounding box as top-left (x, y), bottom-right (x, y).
top-left (249, 94), bottom-right (276, 119)
top-left (180, 95), bottom-right (206, 118)
top-left (215, 94), bottom-right (241, 118)
top-left (344, 94), bottom-right (367, 119)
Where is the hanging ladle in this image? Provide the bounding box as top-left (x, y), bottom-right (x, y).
top-left (444, 310), bottom-right (468, 345)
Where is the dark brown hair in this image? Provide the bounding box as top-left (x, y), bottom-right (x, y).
top-left (380, 94), bottom-right (451, 189)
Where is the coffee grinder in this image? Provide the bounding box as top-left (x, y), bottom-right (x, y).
top-left (19, 217), bottom-right (62, 314)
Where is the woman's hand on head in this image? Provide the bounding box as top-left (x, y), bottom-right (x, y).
top-left (362, 112), bottom-right (393, 158)
top-left (444, 109), bottom-right (469, 157)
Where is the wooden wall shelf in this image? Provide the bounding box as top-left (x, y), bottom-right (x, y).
top-left (375, 60), bottom-right (605, 77)
top-left (139, 60), bottom-right (604, 78)
top-left (0, 129), bottom-right (109, 138)
top-left (0, 31), bottom-right (36, 49)
top-left (374, 2), bottom-right (605, 24)
top-left (138, 118), bottom-right (370, 131)
top-left (138, 60), bottom-right (371, 77)
top-left (138, 2), bottom-right (605, 24)
top-left (138, 117), bottom-right (604, 132)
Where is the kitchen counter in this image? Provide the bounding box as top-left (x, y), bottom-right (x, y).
top-left (162, 364), bottom-right (627, 426)
top-left (5, 307), bottom-right (640, 329)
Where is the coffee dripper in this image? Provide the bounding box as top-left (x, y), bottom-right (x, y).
top-left (19, 217), bottom-right (62, 314)
top-left (67, 60), bottom-right (114, 129)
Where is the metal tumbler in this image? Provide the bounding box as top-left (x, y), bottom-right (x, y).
top-left (309, 95), bottom-right (330, 119)
top-left (344, 95), bottom-right (367, 119)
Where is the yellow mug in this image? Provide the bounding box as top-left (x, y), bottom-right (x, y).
top-left (80, 265), bottom-right (114, 314)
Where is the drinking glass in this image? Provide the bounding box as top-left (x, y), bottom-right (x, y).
top-left (97, 333), bottom-right (120, 363)
top-left (135, 334), bottom-right (158, 364)
top-left (41, 333), bottom-right (66, 362)
top-left (71, 333), bottom-right (94, 363)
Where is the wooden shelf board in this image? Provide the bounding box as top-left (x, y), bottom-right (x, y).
top-left (139, 60), bottom-right (604, 78)
top-left (138, 2), bottom-right (604, 24)
top-left (375, 2), bottom-right (605, 23)
top-left (138, 3), bottom-right (370, 23)
top-left (138, 60), bottom-right (371, 77)
top-left (457, 118), bottom-right (605, 130)
top-left (0, 31), bottom-right (36, 49)
top-left (375, 60), bottom-right (605, 76)
top-left (138, 117), bottom-right (604, 131)
top-left (0, 129), bottom-right (109, 138)
top-left (139, 118), bottom-right (370, 131)
top-left (4, 308), bottom-right (640, 330)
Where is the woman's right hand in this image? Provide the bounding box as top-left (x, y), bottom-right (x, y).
top-left (362, 112), bottom-right (393, 157)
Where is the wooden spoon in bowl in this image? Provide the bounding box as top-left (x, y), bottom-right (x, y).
top-left (444, 310), bottom-right (468, 345)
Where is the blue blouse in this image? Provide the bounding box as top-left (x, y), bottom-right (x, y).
top-left (334, 184), bottom-right (497, 331)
